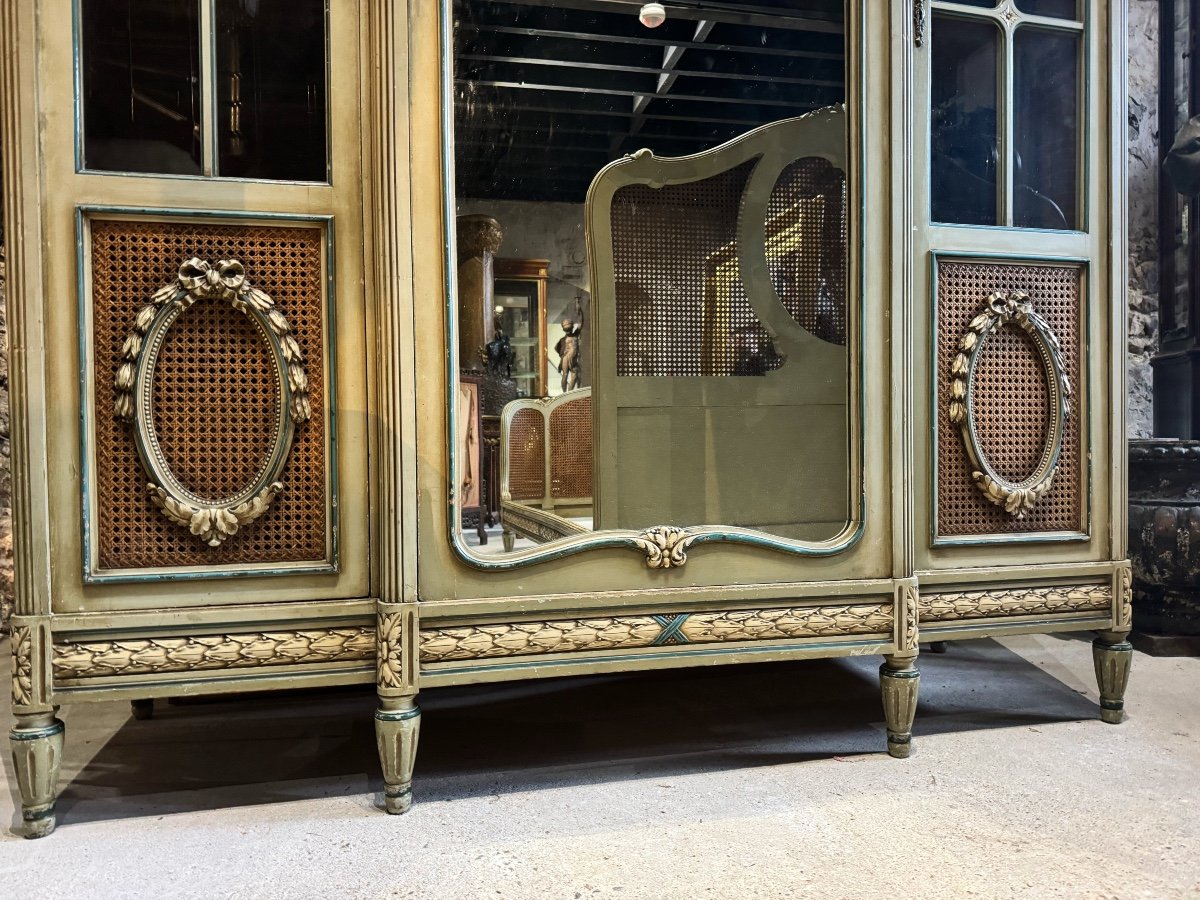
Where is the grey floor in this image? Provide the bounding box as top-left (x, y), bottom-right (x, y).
top-left (1, 633), bottom-right (1197, 899)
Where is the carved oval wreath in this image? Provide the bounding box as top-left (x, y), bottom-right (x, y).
top-left (114, 258), bottom-right (311, 546)
top-left (948, 290), bottom-right (1071, 519)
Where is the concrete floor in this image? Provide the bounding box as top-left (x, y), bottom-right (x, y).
top-left (0, 634), bottom-right (1197, 899)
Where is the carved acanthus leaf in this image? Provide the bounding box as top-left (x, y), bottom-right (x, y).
top-left (378, 612), bottom-right (406, 690)
top-left (634, 526), bottom-right (696, 569)
top-left (11, 624), bottom-right (33, 707)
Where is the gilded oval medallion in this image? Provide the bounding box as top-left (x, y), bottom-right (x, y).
top-left (948, 290), bottom-right (1070, 519)
top-left (115, 258), bottom-right (311, 546)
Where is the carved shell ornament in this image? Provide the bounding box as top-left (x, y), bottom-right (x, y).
top-left (114, 258), bottom-right (311, 546)
top-left (948, 290), bottom-right (1070, 518)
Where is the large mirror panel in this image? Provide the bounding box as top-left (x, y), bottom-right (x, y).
top-left (448, 0), bottom-right (858, 563)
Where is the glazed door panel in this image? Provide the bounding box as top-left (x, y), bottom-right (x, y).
top-left (908, 0), bottom-right (1120, 571)
top-left (35, 0), bottom-right (372, 613)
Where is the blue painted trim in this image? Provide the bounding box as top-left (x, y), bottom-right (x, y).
top-left (9, 722), bottom-right (65, 742)
top-left (928, 250), bottom-right (1093, 548)
top-left (440, 0), bottom-right (870, 571)
top-left (76, 205), bottom-right (341, 584)
top-left (651, 614), bottom-right (690, 646)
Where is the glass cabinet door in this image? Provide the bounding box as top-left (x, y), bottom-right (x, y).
top-left (915, 0), bottom-right (1103, 562)
top-left (493, 258), bottom-right (549, 398)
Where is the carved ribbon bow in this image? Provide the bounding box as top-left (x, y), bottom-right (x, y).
top-left (177, 258), bottom-right (247, 300)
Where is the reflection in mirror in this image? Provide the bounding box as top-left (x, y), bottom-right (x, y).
top-left (450, 0), bottom-right (853, 558)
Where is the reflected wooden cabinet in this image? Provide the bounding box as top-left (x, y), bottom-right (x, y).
top-left (493, 258), bottom-right (549, 398)
top-left (4, 0), bottom-right (1133, 838)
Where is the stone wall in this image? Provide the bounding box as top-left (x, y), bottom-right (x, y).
top-left (1128, 0), bottom-right (1160, 438)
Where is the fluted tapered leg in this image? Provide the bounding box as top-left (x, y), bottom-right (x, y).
top-left (376, 697), bottom-right (421, 814)
top-left (10, 712), bottom-right (65, 838)
top-left (880, 655), bottom-right (919, 758)
top-left (1092, 634), bottom-right (1133, 725)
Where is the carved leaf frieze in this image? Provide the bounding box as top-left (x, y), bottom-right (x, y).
top-left (52, 629), bottom-right (374, 680)
top-left (419, 603), bottom-right (893, 664)
top-left (919, 585), bottom-right (1111, 623)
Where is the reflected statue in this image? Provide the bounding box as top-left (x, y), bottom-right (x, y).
top-left (554, 295), bottom-right (585, 392)
top-left (484, 314), bottom-right (517, 379)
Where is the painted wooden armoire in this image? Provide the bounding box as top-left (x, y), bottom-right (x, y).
top-left (4, 0), bottom-right (1131, 837)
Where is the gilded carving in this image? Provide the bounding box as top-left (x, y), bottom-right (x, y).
top-left (11, 623), bottom-right (33, 707)
top-left (678, 604), bottom-right (893, 643)
top-left (948, 290), bottom-right (1071, 518)
top-left (634, 526), bottom-right (697, 569)
top-left (1117, 564), bottom-right (1133, 630)
top-left (419, 603), bottom-right (893, 663)
top-left (148, 482), bottom-right (283, 548)
top-left (919, 585), bottom-right (1111, 623)
top-left (377, 612), bottom-right (405, 690)
top-left (896, 584), bottom-right (919, 652)
top-left (52, 629), bottom-right (374, 680)
top-left (114, 258), bottom-right (311, 546)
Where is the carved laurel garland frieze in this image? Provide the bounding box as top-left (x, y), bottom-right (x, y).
top-left (11, 623), bottom-right (33, 707)
top-left (52, 629), bottom-right (374, 680)
top-left (419, 603), bottom-right (894, 664)
top-left (948, 290), bottom-right (1071, 519)
top-left (114, 258), bottom-right (311, 547)
top-left (919, 585), bottom-right (1111, 624)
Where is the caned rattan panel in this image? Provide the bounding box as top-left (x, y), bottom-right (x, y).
top-left (91, 219), bottom-right (328, 569)
top-left (611, 157), bottom-right (846, 377)
top-left (152, 301), bottom-right (281, 501)
top-left (506, 408), bottom-right (545, 502)
top-left (549, 393), bottom-right (592, 500)
top-left (936, 260), bottom-right (1083, 536)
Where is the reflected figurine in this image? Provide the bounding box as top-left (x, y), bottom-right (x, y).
top-left (554, 296), bottom-right (585, 393)
top-left (484, 312), bottom-right (517, 379)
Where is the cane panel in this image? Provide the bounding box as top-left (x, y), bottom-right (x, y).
top-left (936, 259), bottom-right (1083, 536)
top-left (611, 157), bottom-right (846, 378)
top-left (549, 393), bottom-right (593, 500)
top-left (506, 408), bottom-right (546, 502)
top-left (90, 219), bottom-right (329, 570)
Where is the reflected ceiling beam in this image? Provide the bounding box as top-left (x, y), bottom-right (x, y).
top-left (459, 79), bottom-right (814, 108)
top-left (457, 53), bottom-right (838, 88)
top-left (623, 18), bottom-right (713, 153)
top-left (459, 24), bottom-right (844, 61)
top-left (479, 0), bottom-right (844, 33)
top-left (454, 99), bottom-right (819, 126)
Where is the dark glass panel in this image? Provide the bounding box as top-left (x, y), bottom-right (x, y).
top-left (1013, 27), bottom-right (1080, 229)
top-left (931, 15), bottom-right (1000, 225)
top-left (1015, 0), bottom-right (1078, 19)
top-left (81, 0), bottom-right (202, 175)
top-left (216, 0), bottom-right (328, 181)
